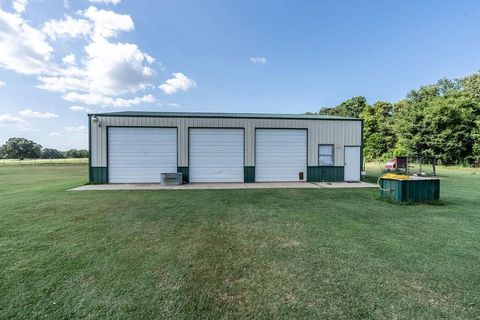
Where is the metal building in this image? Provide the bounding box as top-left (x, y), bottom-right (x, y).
top-left (88, 112), bottom-right (363, 184)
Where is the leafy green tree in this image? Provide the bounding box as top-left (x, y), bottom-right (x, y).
top-left (310, 72), bottom-right (480, 165)
top-left (0, 138), bottom-right (42, 160)
top-left (64, 149), bottom-right (89, 158)
top-left (41, 148), bottom-right (64, 159)
top-left (461, 73), bottom-right (480, 100)
top-left (361, 101), bottom-right (396, 160)
top-left (320, 96), bottom-right (369, 118)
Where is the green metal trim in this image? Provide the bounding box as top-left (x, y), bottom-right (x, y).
top-left (360, 119), bottom-right (364, 181)
top-left (88, 114), bottom-right (92, 182)
top-left (177, 167), bottom-right (189, 183)
top-left (90, 167), bottom-right (108, 184)
top-left (307, 166), bottom-right (344, 182)
top-left (244, 166), bottom-right (255, 183)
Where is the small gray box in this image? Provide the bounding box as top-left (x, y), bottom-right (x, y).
top-left (160, 173), bottom-right (183, 186)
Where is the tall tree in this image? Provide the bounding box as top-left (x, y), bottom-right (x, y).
top-left (320, 96), bottom-right (369, 118)
top-left (0, 138), bottom-right (42, 160)
top-left (41, 148), bottom-right (64, 159)
top-left (361, 101), bottom-right (396, 160)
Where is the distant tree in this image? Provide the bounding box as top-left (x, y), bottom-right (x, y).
top-left (311, 73), bottom-right (480, 165)
top-left (394, 95), bottom-right (478, 165)
top-left (41, 148), bottom-right (64, 159)
top-left (320, 96), bottom-right (368, 118)
top-left (361, 101), bottom-right (396, 160)
top-left (64, 149), bottom-right (89, 158)
top-left (0, 138), bottom-right (42, 160)
top-left (78, 149), bottom-right (89, 158)
top-left (460, 72), bottom-right (480, 100)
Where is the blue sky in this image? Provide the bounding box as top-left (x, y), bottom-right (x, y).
top-left (1, 0), bottom-right (480, 149)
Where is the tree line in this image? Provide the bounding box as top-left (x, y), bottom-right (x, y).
top-left (0, 137), bottom-right (88, 160)
top-left (309, 72), bottom-right (480, 166)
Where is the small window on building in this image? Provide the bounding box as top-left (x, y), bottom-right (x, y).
top-left (319, 145), bottom-right (334, 166)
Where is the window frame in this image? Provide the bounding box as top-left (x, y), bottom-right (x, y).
top-left (318, 144), bottom-right (335, 166)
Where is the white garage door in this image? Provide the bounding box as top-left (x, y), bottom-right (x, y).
top-left (256, 129), bottom-right (307, 182)
top-left (108, 127), bottom-right (177, 183)
top-left (189, 128), bottom-right (244, 182)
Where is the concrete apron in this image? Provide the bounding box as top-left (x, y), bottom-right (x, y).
top-left (68, 181), bottom-right (376, 191)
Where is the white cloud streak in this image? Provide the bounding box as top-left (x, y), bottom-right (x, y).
top-left (64, 126), bottom-right (87, 133)
top-left (63, 92), bottom-right (156, 107)
top-left (70, 106), bottom-right (91, 112)
top-left (89, 0), bottom-right (121, 5)
top-left (12, 0), bottom-right (28, 14)
top-left (159, 73), bottom-right (196, 95)
top-left (42, 16), bottom-right (91, 40)
top-left (0, 113), bottom-right (30, 129)
top-left (250, 57), bottom-right (267, 65)
top-left (62, 54), bottom-right (76, 65)
top-left (0, 8), bottom-right (53, 74)
top-left (18, 109), bottom-right (59, 118)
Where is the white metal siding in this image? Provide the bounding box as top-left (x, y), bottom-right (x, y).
top-left (108, 127), bottom-right (177, 183)
top-left (91, 116), bottom-right (362, 168)
top-left (189, 129), bottom-right (244, 182)
top-left (255, 129), bottom-right (307, 182)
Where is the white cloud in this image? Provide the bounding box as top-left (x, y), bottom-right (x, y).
top-left (0, 8), bottom-right (53, 74)
top-left (12, 0), bottom-right (28, 14)
top-left (64, 126), bottom-right (87, 133)
top-left (42, 16), bottom-right (91, 40)
top-left (83, 41), bottom-right (154, 95)
top-left (18, 109), bottom-right (59, 118)
top-left (0, 81), bottom-right (5, 87)
top-left (0, 5), bottom-right (174, 110)
top-left (0, 113), bottom-right (30, 129)
top-left (250, 57), bottom-right (267, 65)
top-left (49, 131), bottom-right (63, 137)
top-left (63, 92), bottom-right (155, 107)
top-left (62, 54), bottom-right (76, 65)
top-left (168, 103), bottom-right (180, 107)
top-left (89, 0), bottom-right (121, 5)
top-left (159, 73), bottom-right (196, 95)
top-left (83, 6), bottom-right (133, 41)
top-left (37, 7), bottom-right (155, 98)
top-left (70, 105), bottom-right (90, 112)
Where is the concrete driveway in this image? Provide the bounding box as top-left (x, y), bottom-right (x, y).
top-left (69, 181), bottom-right (376, 191)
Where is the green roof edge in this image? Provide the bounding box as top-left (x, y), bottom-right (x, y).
top-left (89, 111), bottom-right (360, 121)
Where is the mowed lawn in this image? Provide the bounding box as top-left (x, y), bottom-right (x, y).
top-left (1, 165), bottom-right (479, 319)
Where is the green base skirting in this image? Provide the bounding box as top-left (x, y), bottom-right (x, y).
top-left (244, 166), bottom-right (255, 183)
top-left (90, 167), bottom-right (108, 183)
top-left (307, 166), bottom-right (344, 182)
top-left (177, 167), bottom-right (189, 183)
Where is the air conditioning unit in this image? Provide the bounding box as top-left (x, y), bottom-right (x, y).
top-left (160, 173), bottom-right (183, 186)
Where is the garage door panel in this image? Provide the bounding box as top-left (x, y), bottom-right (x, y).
top-left (189, 129), bottom-right (244, 183)
top-left (108, 127), bottom-right (177, 183)
top-left (256, 129), bottom-right (307, 182)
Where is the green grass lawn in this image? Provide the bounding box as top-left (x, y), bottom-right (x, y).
top-left (0, 158), bottom-right (88, 166)
top-left (1, 165), bottom-right (479, 319)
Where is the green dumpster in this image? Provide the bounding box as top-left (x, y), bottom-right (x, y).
top-left (379, 176), bottom-right (440, 203)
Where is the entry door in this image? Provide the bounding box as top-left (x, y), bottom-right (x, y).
top-left (344, 146), bottom-right (360, 181)
top-left (108, 127), bottom-right (177, 183)
top-left (189, 128), bottom-right (244, 182)
top-left (255, 129), bottom-right (307, 182)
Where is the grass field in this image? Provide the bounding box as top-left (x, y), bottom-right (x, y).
top-left (1, 164), bottom-right (479, 319)
top-left (0, 158), bottom-right (88, 166)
